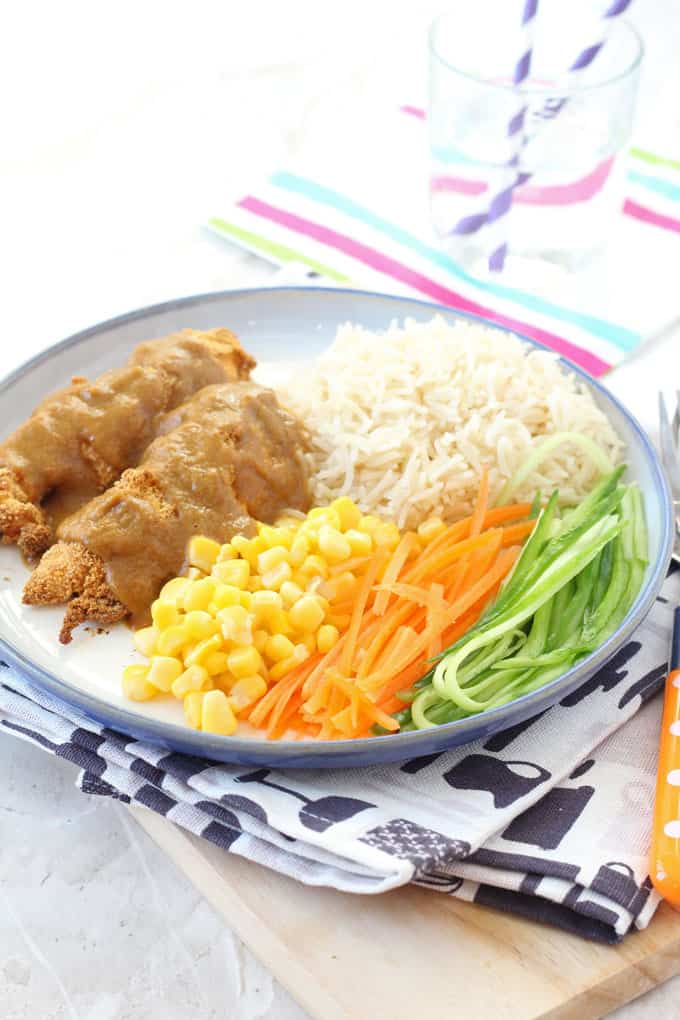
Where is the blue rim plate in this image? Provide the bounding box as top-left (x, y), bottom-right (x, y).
top-left (0, 287), bottom-right (674, 767)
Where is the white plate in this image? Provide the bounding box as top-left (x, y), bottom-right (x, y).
top-left (0, 287), bottom-right (673, 768)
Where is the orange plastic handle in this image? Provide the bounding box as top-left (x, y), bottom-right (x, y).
top-left (651, 669), bottom-right (680, 904)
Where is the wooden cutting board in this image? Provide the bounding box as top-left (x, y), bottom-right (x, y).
top-left (132, 807), bottom-right (680, 1020)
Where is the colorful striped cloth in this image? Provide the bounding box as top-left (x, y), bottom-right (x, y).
top-left (209, 104), bottom-right (680, 378)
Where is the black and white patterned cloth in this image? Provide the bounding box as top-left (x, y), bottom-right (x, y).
top-left (1, 568), bottom-right (678, 944)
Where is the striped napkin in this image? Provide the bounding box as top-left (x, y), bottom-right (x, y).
top-left (209, 103), bottom-right (680, 377)
top-left (1, 566), bottom-right (677, 944)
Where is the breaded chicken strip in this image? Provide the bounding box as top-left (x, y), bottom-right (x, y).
top-left (1, 328), bottom-right (254, 558)
top-left (23, 382), bottom-right (309, 643)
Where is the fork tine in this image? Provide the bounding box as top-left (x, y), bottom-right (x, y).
top-left (659, 392), bottom-right (680, 497)
top-left (673, 390), bottom-right (680, 447)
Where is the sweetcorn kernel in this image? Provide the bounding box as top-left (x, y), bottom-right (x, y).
top-left (201, 690), bottom-right (237, 735)
top-left (331, 497), bottom-right (361, 531)
top-left (259, 524), bottom-right (292, 549)
top-left (204, 651), bottom-right (230, 676)
top-left (260, 561), bottom-right (292, 590)
top-left (212, 559), bottom-right (250, 588)
top-left (265, 634), bottom-right (296, 662)
top-left (186, 567), bottom-right (205, 580)
top-left (151, 599), bottom-right (180, 629)
top-left (257, 545), bottom-right (289, 574)
top-left (417, 516), bottom-right (446, 543)
top-left (147, 655), bottom-right (183, 692)
top-left (317, 624), bottom-right (340, 653)
top-left (306, 507), bottom-right (341, 530)
top-left (134, 625), bottom-right (159, 657)
top-left (289, 534), bottom-right (310, 567)
top-left (268, 609), bottom-right (292, 635)
top-left (227, 645), bottom-right (263, 679)
top-left (231, 535), bottom-right (265, 567)
top-left (247, 576), bottom-right (263, 592)
top-left (183, 691), bottom-right (205, 729)
top-left (299, 554), bottom-right (328, 580)
top-left (280, 580), bottom-right (304, 609)
top-left (185, 633), bottom-right (222, 667)
top-left (229, 674), bottom-right (267, 711)
top-left (172, 664), bottom-right (209, 698)
top-left (269, 644), bottom-right (309, 679)
top-left (182, 577), bottom-right (217, 612)
top-left (332, 571), bottom-right (357, 601)
top-left (374, 522), bottom-right (401, 549)
top-left (345, 529), bottom-right (373, 557)
top-left (211, 673), bottom-right (234, 693)
top-left (159, 577), bottom-right (190, 603)
top-left (216, 543), bottom-right (238, 561)
top-left (211, 583), bottom-right (241, 610)
top-left (184, 610), bottom-right (217, 640)
top-left (188, 535), bottom-right (221, 573)
top-left (253, 628), bottom-right (268, 653)
top-left (288, 594), bottom-right (325, 633)
top-left (318, 526), bottom-right (352, 564)
top-left (251, 589), bottom-right (283, 621)
top-left (156, 625), bottom-right (188, 657)
top-left (122, 664), bottom-right (157, 701)
top-left (357, 514), bottom-right (381, 536)
top-left (217, 605), bottom-right (253, 644)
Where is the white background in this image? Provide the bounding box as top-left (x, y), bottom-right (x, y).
top-left (2, 1), bottom-right (680, 1017)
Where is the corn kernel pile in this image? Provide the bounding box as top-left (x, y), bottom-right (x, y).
top-left (122, 498), bottom-right (405, 736)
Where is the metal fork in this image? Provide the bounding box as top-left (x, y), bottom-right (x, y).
top-left (659, 391), bottom-right (680, 562)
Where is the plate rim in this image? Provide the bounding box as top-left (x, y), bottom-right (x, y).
top-left (0, 285), bottom-right (674, 761)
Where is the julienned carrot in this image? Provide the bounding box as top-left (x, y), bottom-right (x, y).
top-left (414, 502), bottom-right (531, 567)
top-left (241, 479), bottom-right (534, 740)
top-left (373, 532), bottom-right (419, 616)
top-left (501, 520), bottom-right (536, 545)
top-left (340, 550), bottom-right (388, 675)
top-left (404, 529), bottom-right (503, 586)
top-left (442, 547), bottom-right (520, 628)
top-left (357, 602), bottom-right (425, 680)
top-left (426, 583), bottom-right (446, 660)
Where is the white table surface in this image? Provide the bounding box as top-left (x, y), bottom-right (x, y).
top-left (2, 2), bottom-right (680, 1017)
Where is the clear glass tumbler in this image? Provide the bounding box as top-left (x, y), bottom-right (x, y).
top-left (429, 0), bottom-right (643, 277)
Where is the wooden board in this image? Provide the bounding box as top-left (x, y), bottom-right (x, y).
top-left (132, 807), bottom-right (680, 1020)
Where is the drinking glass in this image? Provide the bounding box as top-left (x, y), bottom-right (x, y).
top-left (429, 0), bottom-right (643, 276)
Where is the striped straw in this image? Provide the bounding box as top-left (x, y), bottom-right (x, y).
top-left (486, 0), bottom-right (540, 271)
top-left (542, 0), bottom-right (634, 119)
top-left (447, 0), bottom-right (634, 269)
top-left (446, 0), bottom-right (538, 256)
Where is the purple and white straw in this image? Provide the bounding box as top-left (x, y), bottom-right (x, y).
top-left (447, 0), bottom-right (634, 272)
top-left (485, 0), bottom-right (539, 271)
top-left (544, 0), bottom-right (634, 119)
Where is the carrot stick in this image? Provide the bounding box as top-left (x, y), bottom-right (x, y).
top-left (267, 691), bottom-right (305, 740)
top-left (247, 656), bottom-right (317, 727)
top-left (341, 550), bottom-right (388, 675)
top-left (501, 520), bottom-right (536, 545)
top-left (373, 533), bottom-right (419, 616)
top-left (414, 503), bottom-right (531, 567)
top-left (329, 556), bottom-right (372, 576)
top-left (426, 583), bottom-right (446, 660)
top-left (403, 529), bottom-right (502, 585)
top-left (442, 547), bottom-right (519, 627)
top-left (357, 602), bottom-right (425, 679)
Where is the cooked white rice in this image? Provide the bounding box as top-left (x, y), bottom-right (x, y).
top-left (279, 316), bottom-right (623, 530)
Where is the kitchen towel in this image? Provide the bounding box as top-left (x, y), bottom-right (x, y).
top-left (208, 103), bottom-right (680, 378)
top-left (2, 566), bottom-right (677, 943)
